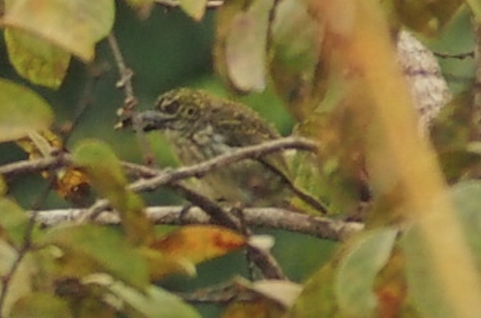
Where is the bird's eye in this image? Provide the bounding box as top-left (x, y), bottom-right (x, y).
top-left (184, 105), bottom-right (197, 117)
top-left (162, 101), bottom-right (179, 114)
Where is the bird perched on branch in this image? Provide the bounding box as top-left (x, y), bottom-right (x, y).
top-left (133, 88), bottom-right (291, 207)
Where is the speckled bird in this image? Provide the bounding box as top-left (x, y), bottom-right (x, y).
top-left (136, 88), bottom-right (289, 206)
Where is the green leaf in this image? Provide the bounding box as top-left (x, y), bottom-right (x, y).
top-left (402, 181), bottom-right (481, 318)
top-left (9, 293), bottom-right (72, 318)
top-left (42, 224), bottom-right (149, 290)
top-left (4, 28), bottom-right (71, 89)
top-left (335, 228), bottom-right (398, 317)
top-left (73, 140), bottom-right (128, 203)
top-left (107, 283), bottom-right (202, 318)
top-left (0, 198), bottom-right (30, 247)
top-left (2, 0), bottom-right (114, 61)
top-left (178, 0), bottom-right (208, 21)
top-left (0, 78), bottom-right (53, 142)
top-left (73, 140), bottom-right (154, 245)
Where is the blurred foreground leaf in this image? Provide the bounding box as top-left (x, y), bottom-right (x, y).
top-left (107, 283), bottom-right (201, 318)
top-left (42, 224), bottom-right (149, 290)
top-left (403, 181), bottom-right (481, 318)
top-left (0, 198), bottom-right (30, 248)
top-left (4, 28), bottom-right (71, 89)
top-left (335, 228), bottom-right (398, 317)
top-left (9, 293), bottom-right (72, 318)
top-left (2, 0), bottom-right (114, 61)
top-left (221, 299), bottom-right (285, 318)
top-left (73, 140), bottom-right (154, 245)
top-left (0, 79), bottom-right (53, 142)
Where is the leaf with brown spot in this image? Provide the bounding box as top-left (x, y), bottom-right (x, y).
top-left (150, 225), bottom-right (246, 265)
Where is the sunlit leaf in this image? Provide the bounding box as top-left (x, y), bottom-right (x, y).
top-left (178, 0), bottom-right (208, 21)
top-left (150, 225), bottom-right (246, 265)
top-left (0, 79), bottom-right (53, 142)
top-left (73, 140), bottom-right (154, 245)
top-left (2, 0), bottom-right (114, 61)
top-left (0, 198), bottom-right (30, 248)
top-left (9, 293), bottom-right (72, 318)
top-left (42, 224), bottom-right (149, 290)
top-left (215, 0), bottom-right (274, 92)
top-left (402, 181), bottom-right (481, 318)
top-left (107, 283), bottom-right (202, 318)
top-left (335, 228), bottom-right (398, 317)
top-left (4, 28), bottom-right (71, 89)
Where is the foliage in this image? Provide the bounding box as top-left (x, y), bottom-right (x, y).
top-left (0, 0), bottom-right (481, 318)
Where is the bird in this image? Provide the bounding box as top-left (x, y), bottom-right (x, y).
top-left (135, 88), bottom-right (290, 207)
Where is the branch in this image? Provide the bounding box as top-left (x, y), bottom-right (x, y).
top-left (126, 136), bottom-right (318, 192)
top-left (154, 0), bottom-right (224, 8)
top-left (34, 206), bottom-right (362, 241)
top-left (0, 136), bottom-right (318, 193)
top-left (0, 155), bottom-right (68, 178)
top-left (107, 33), bottom-right (136, 109)
top-left (108, 32), bottom-right (158, 165)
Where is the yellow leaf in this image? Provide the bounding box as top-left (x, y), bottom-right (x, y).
top-left (2, 0), bottom-right (114, 61)
top-left (4, 28), bottom-right (71, 89)
top-left (150, 225), bottom-right (246, 265)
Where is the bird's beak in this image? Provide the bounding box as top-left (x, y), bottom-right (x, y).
top-left (135, 110), bottom-right (170, 132)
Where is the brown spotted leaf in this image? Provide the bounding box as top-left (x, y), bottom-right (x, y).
top-left (150, 225), bottom-right (246, 265)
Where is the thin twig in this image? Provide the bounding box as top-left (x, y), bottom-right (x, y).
top-left (0, 155), bottom-right (68, 178)
top-left (155, 0), bottom-right (224, 8)
top-left (107, 32), bottom-right (156, 165)
top-left (107, 33), bottom-right (136, 109)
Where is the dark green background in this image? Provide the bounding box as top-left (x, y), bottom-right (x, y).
top-left (0, 3), bottom-right (333, 317)
top-left (0, 2), bottom-right (476, 317)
